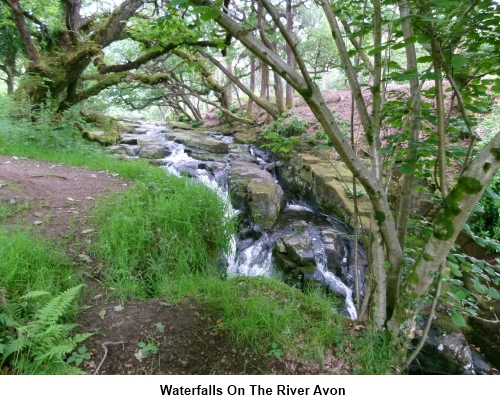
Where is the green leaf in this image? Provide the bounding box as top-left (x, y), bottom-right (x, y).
top-left (193, 6), bottom-right (211, 13)
top-left (485, 267), bottom-right (497, 276)
top-left (451, 55), bottom-right (467, 70)
top-left (201, 9), bottom-right (220, 21)
top-left (450, 265), bottom-right (462, 277)
top-left (368, 44), bottom-right (388, 55)
top-left (399, 164), bottom-right (414, 175)
top-left (383, 261), bottom-right (391, 269)
top-left (454, 290), bottom-right (467, 300)
top-left (171, 0), bottom-right (188, 5)
top-left (465, 103), bottom-right (487, 114)
top-left (417, 56), bottom-right (434, 63)
top-left (451, 311), bottom-right (466, 327)
top-left (489, 287), bottom-right (500, 300)
top-left (473, 280), bottom-right (488, 295)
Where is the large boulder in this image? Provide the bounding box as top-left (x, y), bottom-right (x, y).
top-left (166, 130), bottom-right (228, 154)
top-left (228, 160), bottom-right (284, 230)
top-left (276, 154), bottom-right (372, 231)
top-left (137, 138), bottom-right (166, 159)
top-left (281, 231), bottom-right (315, 266)
top-left (108, 144), bottom-right (137, 156)
top-left (247, 180), bottom-right (284, 231)
top-left (321, 229), bottom-right (368, 295)
top-left (233, 131), bottom-right (259, 144)
top-left (409, 312), bottom-right (474, 375)
top-left (169, 121), bottom-right (192, 130)
top-left (464, 313), bottom-right (500, 369)
top-left (273, 230), bottom-right (316, 279)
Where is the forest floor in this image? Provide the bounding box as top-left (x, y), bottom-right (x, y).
top-left (0, 155), bottom-right (350, 375)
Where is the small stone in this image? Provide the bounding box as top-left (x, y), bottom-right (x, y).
top-left (78, 253), bottom-right (92, 263)
top-left (33, 221), bottom-right (43, 225)
top-left (9, 199), bottom-right (17, 205)
top-left (67, 197), bottom-right (74, 201)
top-left (81, 229), bottom-right (94, 234)
top-left (86, 196), bottom-right (94, 200)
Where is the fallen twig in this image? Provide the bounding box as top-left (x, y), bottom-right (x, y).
top-left (94, 341), bottom-right (125, 375)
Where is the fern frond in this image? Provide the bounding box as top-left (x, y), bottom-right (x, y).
top-left (34, 285), bottom-right (83, 325)
top-left (2, 336), bottom-right (30, 359)
top-left (72, 332), bottom-right (94, 344)
top-left (0, 312), bottom-right (18, 328)
top-left (0, 302), bottom-right (24, 323)
top-left (21, 291), bottom-right (51, 300)
top-left (37, 343), bottom-right (75, 361)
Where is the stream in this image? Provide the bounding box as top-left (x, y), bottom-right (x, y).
top-left (114, 123), bottom-right (368, 320)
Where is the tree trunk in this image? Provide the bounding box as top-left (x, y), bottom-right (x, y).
top-left (285, 0), bottom-right (295, 108)
top-left (246, 57), bottom-right (256, 119)
top-left (225, 59), bottom-right (233, 106)
top-left (273, 44), bottom-right (287, 114)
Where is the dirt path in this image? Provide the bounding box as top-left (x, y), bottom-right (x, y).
top-left (2, 155), bottom-right (339, 375)
top-left (0, 155), bottom-right (126, 238)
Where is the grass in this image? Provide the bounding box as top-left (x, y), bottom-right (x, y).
top-left (0, 228), bottom-right (79, 298)
top-left (90, 173), bottom-right (236, 300)
top-left (149, 272), bottom-right (348, 362)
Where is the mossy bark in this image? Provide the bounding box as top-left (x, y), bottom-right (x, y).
top-left (73, 119), bottom-right (120, 146)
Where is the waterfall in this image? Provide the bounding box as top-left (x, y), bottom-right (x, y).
top-left (155, 131), bottom-right (362, 319)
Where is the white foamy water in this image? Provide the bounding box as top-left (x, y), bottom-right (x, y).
top-left (311, 245), bottom-right (357, 320)
top-left (227, 234), bottom-right (274, 277)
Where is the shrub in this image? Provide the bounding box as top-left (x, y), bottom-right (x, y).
top-left (263, 114), bottom-right (310, 138)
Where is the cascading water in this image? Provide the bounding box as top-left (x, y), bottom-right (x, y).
top-left (151, 128), bottom-right (364, 320)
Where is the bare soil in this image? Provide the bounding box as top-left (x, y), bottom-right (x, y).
top-left (0, 155), bottom-right (127, 239)
top-left (0, 155), bottom-right (349, 375)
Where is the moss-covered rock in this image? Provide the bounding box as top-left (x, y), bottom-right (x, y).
top-left (169, 121), bottom-right (192, 130)
top-left (247, 180), bottom-right (284, 231)
top-left (73, 122), bottom-right (120, 146)
top-left (233, 131), bottom-right (259, 144)
top-left (276, 153), bottom-right (371, 231)
top-left (166, 130), bottom-right (229, 154)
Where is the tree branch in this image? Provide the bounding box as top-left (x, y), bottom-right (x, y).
top-left (198, 50), bottom-right (279, 118)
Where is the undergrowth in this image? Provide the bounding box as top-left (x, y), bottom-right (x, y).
top-left (91, 174), bottom-right (235, 300)
top-left (0, 229), bottom-right (85, 374)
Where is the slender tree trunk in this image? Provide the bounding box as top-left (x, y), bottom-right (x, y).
top-left (225, 59), bottom-right (233, 106)
top-left (273, 44), bottom-right (287, 114)
top-left (395, 0), bottom-right (422, 294)
top-left (260, 60), bottom-right (270, 122)
top-left (285, 0), bottom-right (295, 108)
top-left (247, 57), bottom-right (256, 119)
top-left (198, 50), bottom-right (278, 118)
